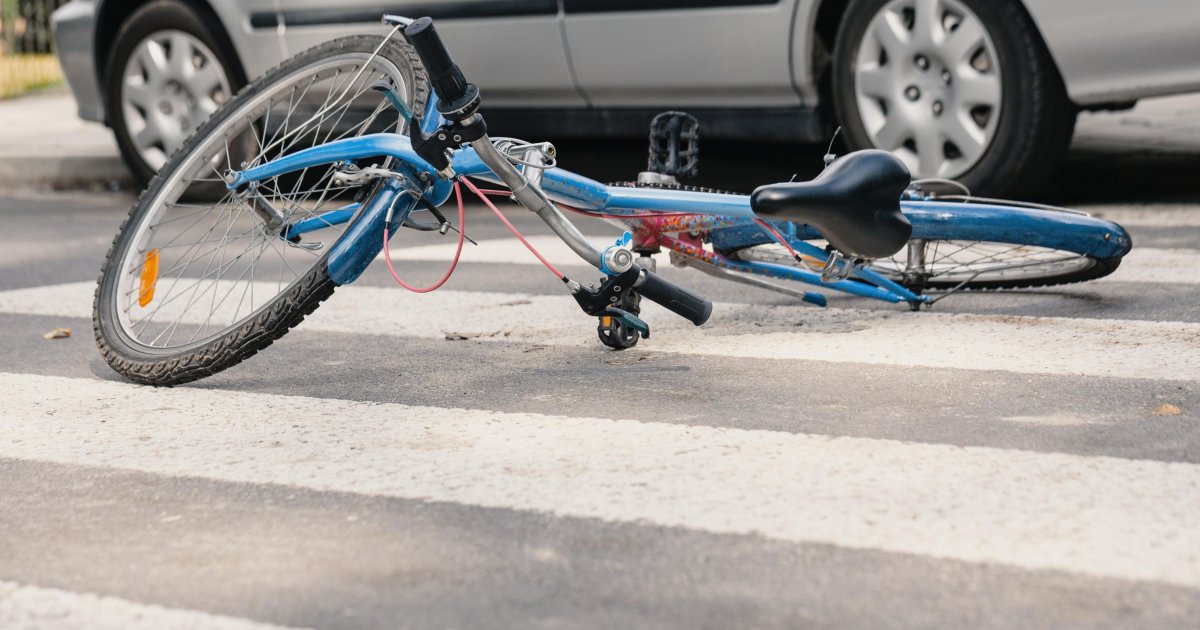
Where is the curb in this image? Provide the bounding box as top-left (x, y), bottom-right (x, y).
top-left (0, 154), bottom-right (134, 191)
top-left (0, 88), bottom-right (136, 191)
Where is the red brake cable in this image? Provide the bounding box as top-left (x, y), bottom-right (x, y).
top-left (381, 181), bottom-right (467, 293)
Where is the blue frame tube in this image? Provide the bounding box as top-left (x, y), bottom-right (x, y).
top-left (899, 201), bottom-right (1132, 259)
top-left (711, 200), bottom-right (1133, 261)
top-left (226, 133), bottom-right (456, 207)
top-left (450, 148), bottom-right (759, 220)
top-left (222, 127), bottom-right (927, 303)
top-left (326, 179), bottom-right (420, 285)
top-left (227, 132), bottom-right (755, 222)
top-left (284, 204), bottom-right (359, 240)
top-left (715, 257), bottom-right (910, 303)
top-left (783, 238), bottom-right (924, 303)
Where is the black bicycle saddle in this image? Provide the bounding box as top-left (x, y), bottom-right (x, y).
top-left (751, 150), bottom-right (912, 259)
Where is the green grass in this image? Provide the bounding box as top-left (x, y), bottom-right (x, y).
top-left (0, 54), bottom-right (63, 99)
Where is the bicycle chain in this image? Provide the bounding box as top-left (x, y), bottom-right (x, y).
top-left (606, 181), bottom-right (742, 196)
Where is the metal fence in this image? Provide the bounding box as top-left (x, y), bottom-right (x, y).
top-left (2, 0), bottom-right (69, 55)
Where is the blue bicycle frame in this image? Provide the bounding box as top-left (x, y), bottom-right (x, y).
top-left (226, 92), bottom-right (1132, 307)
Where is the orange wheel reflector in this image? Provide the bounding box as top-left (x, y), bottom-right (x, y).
top-left (601, 316), bottom-right (612, 327)
top-left (138, 249), bottom-right (159, 307)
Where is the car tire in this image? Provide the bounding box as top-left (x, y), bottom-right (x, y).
top-left (831, 0), bottom-right (1076, 198)
top-left (105, 0), bottom-right (244, 187)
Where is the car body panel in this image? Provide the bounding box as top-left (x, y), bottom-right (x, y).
top-left (51, 0), bottom-right (1200, 130)
top-left (202, 0), bottom-right (284, 82)
top-left (789, 0), bottom-right (825, 107)
top-left (50, 0), bottom-right (283, 123)
top-left (267, 1), bottom-right (585, 107)
top-left (50, 0), bottom-right (103, 121)
top-left (1023, 0), bottom-right (1200, 105)
top-left (562, 0), bottom-right (803, 107)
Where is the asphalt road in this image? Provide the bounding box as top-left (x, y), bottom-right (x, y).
top-left (1, 130), bottom-right (1199, 628)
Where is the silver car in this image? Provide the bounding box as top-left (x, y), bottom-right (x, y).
top-left (53, 0), bottom-right (1200, 195)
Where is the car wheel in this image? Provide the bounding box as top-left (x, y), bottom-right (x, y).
top-left (831, 0), bottom-right (1075, 197)
top-left (105, 0), bottom-right (242, 186)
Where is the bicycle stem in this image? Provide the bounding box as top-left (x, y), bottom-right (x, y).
top-left (467, 126), bottom-right (604, 270)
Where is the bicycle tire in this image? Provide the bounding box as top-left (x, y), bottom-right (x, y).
top-left (94, 35), bottom-right (429, 385)
top-left (712, 200), bottom-right (1131, 291)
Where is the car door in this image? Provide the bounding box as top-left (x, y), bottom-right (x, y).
top-left (562, 0), bottom-right (802, 108)
top-left (207, 0), bottom-right (287, 81)
top-left (1023, 0), bottom-right (1200, 105)
top-left (263, 0), bottom-right (585, 107)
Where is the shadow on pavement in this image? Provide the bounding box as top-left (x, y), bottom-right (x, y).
top-left (555, 94), bottom-right (1200, 205)
top-left (555, 137), bottom-right (1200, 206)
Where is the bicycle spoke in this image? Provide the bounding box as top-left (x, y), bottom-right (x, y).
top-left (112, 50), bottom-right (406, 350)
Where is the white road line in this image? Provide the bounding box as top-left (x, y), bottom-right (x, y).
top-left (382, 237), bottom-right (1200, 285)
top-left (0, 579), bottom-right (306, 630)
top-left (381, 234), bottom-right (606, 268)
top-left (1085, 205), bottom-right (1200, 228)
top-left (2, 373), bottom-right (1198, 589)
top-left (3, 282), bottom-right (1199, 381)
top-left (1097, 247), bottom-right (1200, 285)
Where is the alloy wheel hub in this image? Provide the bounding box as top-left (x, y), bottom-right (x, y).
top-left (120, 30), bottom-right (232, 171)
top-left (853, 0), bottom-right (1003, 179)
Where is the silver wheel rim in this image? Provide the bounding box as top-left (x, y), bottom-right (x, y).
top-left (121, 30), bottom-right (233, 171)
top-left (113, 51), bottom-right (409, 351)
top-left (854, 0), bottom-right (1002, 178)
top-left (737, 240), bottom-right (1091, 285)
top-left (869, 240), bottom-right (1093, 284)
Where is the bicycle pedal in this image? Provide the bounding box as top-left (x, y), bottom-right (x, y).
top-left (647, 111), bottom-right (699, 179)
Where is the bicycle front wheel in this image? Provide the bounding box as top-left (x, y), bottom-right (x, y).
top-left (94, 35), bottom-right (429, 385)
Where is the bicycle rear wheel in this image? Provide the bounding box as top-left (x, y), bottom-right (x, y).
top-left (716, 200), bottom-right (1131, 291)
top-left (93, 35), bottom-right (429, 385)
top-left (863, 239), bottom-right (1122, 290)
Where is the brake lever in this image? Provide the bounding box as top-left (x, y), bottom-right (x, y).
top-left (369, 80), bottom-right (414, 123)
top-left (571, 267), bottom-right (651, 339)
top-left (602, 307), bottom-right (649, 339)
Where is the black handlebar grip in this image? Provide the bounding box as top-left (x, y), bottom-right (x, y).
top-left (404, 17), bottom-right (469, 105)
top-left (638, 270), bottom-right (713, 326)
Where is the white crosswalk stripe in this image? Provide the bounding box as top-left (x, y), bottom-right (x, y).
top-left (2, 281), bottom-right (1198, 381)
top-left (1085, 204), bottom-right (1200, 227)
top-left (0, 580), bottom-right (307, 629)
top-left (3, 372), bottom-right (1199, 589)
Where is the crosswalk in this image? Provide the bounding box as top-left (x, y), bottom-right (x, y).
top-left (0, 580), bottom-right (304, 630)
top-left (1, 204), bottom-right (1198, 627)
top-left (4, 371), bottom-right (1199, 589)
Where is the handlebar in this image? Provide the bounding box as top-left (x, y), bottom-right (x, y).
top-left (403, 17), bottom-right (478, 119)
top-left (637, 269), bottom-right (713, 326)
top-left (398, 16), bottom-right (713, 329)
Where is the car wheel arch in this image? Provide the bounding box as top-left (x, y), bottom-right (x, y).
top-left (93, 0), bottom-right (248, 124)
top-left (802, 0), bottom-right (1071, 117)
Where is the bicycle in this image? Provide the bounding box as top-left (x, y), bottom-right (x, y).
top-left (93, 15), bottom-right (1133, 383)
top-left (572, 111), bottom-right (1132, 347)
